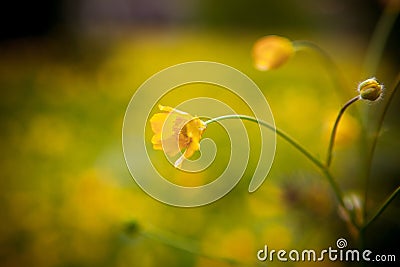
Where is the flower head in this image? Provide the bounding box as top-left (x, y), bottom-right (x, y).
top-left (252, 35), bottom-right (294, 71)
top-left (358, 77), bottom-right (383, 101)
top-left (150, 105), bottom-right (206, 168)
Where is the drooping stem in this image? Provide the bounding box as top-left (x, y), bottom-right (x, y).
top-left (293, 40), bottom-right (350, 99)
top-left (364, 73), bottom-right (400, 217)
top-left (205, 115), bottom-right (345, 206)
top-left (362, 186), bottom-right (400, 229)
top-left (363, 0), bottom-right (400, 77)
top-left (326, 96), bottom-right (360, 167)
top-left (205, 115), bottom-right (324, 169)
top-left (131, 225), bottom-right (244, 266)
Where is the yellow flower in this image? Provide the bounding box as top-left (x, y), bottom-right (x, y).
top-left (252, 35), bottom-right (294, 71)
top-left (150, 105), bottom-right (206, 167)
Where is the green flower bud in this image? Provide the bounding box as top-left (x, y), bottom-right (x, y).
top-left (358, 78), bottom-right (383, 101)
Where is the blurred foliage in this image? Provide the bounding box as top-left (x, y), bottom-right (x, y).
top-left (0, 2), bottom-right (399, 266)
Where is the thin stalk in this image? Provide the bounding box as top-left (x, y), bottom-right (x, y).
top-left (361, 0), bottom-right (399, 229)
top-left (321, 168), bottom-right (346, 208)
top-left (362, 186), bottom-right (400, 229)
top-left (363, 0), bottom-right (400, 77)
top-left (141, 231), bottom-right (200, 256)
top-left (205, 115), bottom-right (345, 206)
top-left (140, 228), bottom-right (253, 266)
top-left (293, 40), bottom-right (350, 99)
top-left (326, 96), bottom-right (360, 167)
top-left (364, 73), bottom-right (400, 217)
top-left (205, 115), bottom-right (324, 169)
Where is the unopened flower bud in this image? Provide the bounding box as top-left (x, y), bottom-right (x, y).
top-left (358, 78), bottom-right (383, 101)
top-left (252, 35), bottom-right (294, 71)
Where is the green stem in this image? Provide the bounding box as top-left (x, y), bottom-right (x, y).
top-left (205, 115), bottom-right (324, 169)
top-left (363, 0), bottom-right (400, 77)
top-left (326, 96), bottom-right (360, 167)
top-left (205, 115), bottom-right (345, 206)
top-left (362, 186), bottom-right (400, 229)
top-left (139, 227), bottom-right (248, 266)
top-left (361, 0), bottom-right (399, 230)
top-left (293, 40), bottom-right (350, 99)
top-left (364, 73), bottom-right (400, 217)
top-left (321, 168), bottom-right (346, 208)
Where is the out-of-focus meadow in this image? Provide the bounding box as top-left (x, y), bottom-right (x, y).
top-left (0, 1), bottom-right (399, 267)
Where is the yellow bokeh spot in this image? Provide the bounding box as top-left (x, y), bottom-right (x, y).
top-left (194, 258), bottom-right (232, 267)
top-left (201, 228), bottom-right (256, 263)
top-left (261, 224), bottom-right (292, 249)
top-left (24, 115), bottom-right (72, 156)
top-left (323, 111), bottom-right (360, 147)
top-left (247, 185), bottom-right (285, 218)
top-left (218, 228), bottom-right (256, 263)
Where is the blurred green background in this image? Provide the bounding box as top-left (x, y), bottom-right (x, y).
top-left (0, 1), bottom-right (399, 266)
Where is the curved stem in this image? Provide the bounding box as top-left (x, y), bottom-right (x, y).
top-left (139, 227), bottom-right (247, 266)
top-left (205, 115), bottom-right (324, 169)
top-left (205, 115), bottom-right (345, 206)
top-left (293, 40), bottom-right (350, 99)
top-left (362, 186), bottom-right (400, 229)
top-left (326, 96), bottom-right (360, 167)
top-left (363, 0), bottom-right (399, 77)
top-left (364, 73), bottom-right (400, 217)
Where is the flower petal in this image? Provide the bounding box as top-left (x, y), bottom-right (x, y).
top-left (149, 105), bottom-right (207, 162)
top-left (161, 135), bottom-right (181, 156)
top-left (159, 104), bottom-right (190, 115)
top-left (150, 113), bottom-right (168, 133)
top-left (183, 142), bottom-right (197, 159)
